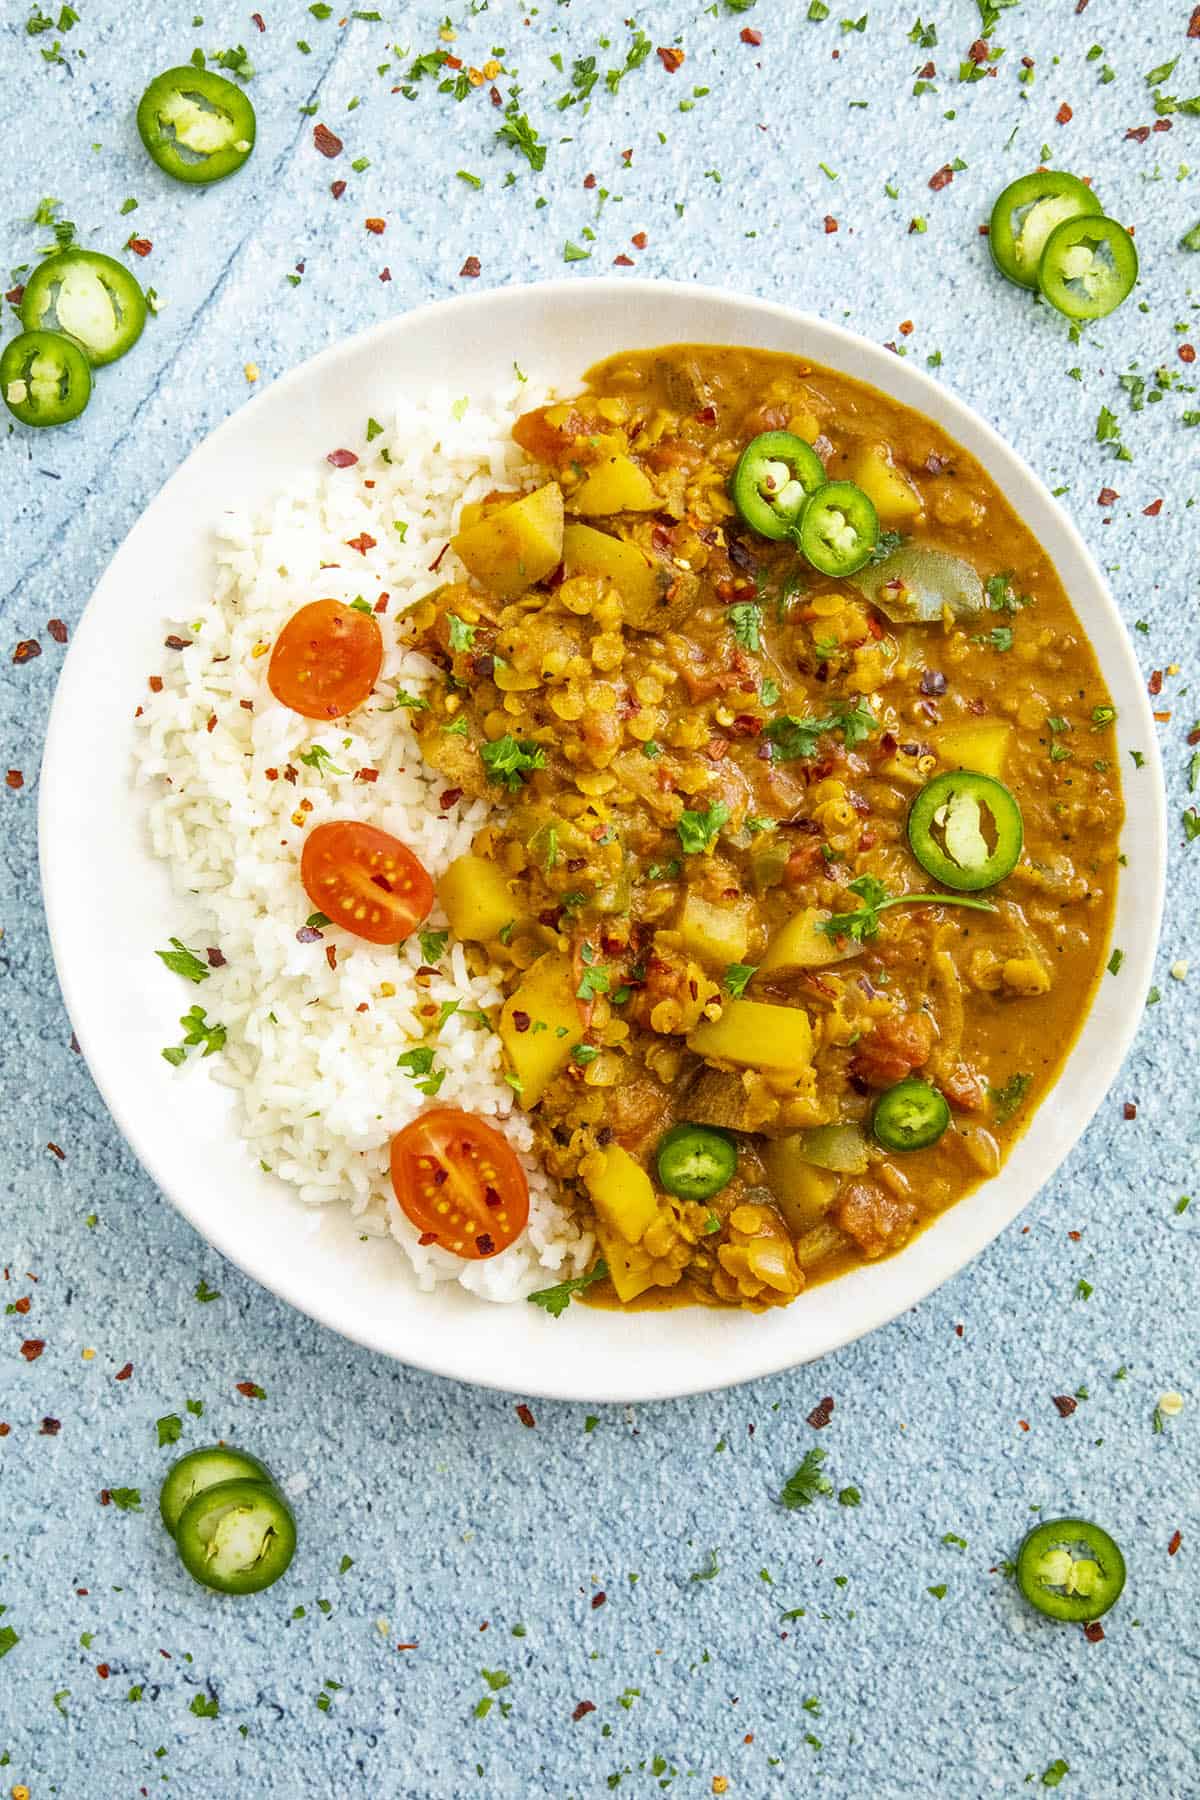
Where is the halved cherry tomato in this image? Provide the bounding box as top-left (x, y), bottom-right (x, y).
top-left (267, 599), bottom-right (382, 720)
top-left (390, 1108), bottom-right (529, 1259)
top-left (300, 820), bottom-right (434, 945)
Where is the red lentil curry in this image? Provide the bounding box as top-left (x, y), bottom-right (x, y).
top-left (404, 345), bottom-right (1122, 1312)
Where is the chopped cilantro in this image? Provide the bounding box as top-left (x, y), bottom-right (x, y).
top-left (779, 1447), bottom-right (833, 1509)
top-left (527, 1261), bottom-right (609, 1318)
top-left (677, 802), bottom-right (729, 856)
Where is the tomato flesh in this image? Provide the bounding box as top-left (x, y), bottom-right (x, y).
top-left (301, 820), bottom-right (434, 945)
top-left (267, 599), bottom-right (382, 720)
top-left (390, 1108), bottom-right (529, 1259)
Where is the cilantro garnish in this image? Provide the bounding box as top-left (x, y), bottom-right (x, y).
top-left (156, 1414), bottom-right (183, 1447)
top-left (819, 875), bottom-right (996, 944)
top-left (497, 105), bottom-right (546, 171)
top-left (779, 1447), bottom-right (833, 1509)
top-left (765, 699), bottom-right (877, 760)
top-left (689, 1548), bottom-right (721, 1581)
top-left (108, 1487), bottom-right (143, 1513)
top-left (677, 802), bottom-right (729, 856)
top-left (155, 938), bottom-right (210, 984)
top-left (447, 613), bottom-right (476, 651)
top-left (990, 1071), bottom-right (1032, 1123)
top-left (396, 1046), bottom-right (446, 1095)
top-left (723, 963), bottom-right (757, 997)
top-left (480, 735), bottom-right (546, 790)
top-left (297, 743), bottom-right (345, 775)
top-left (526, 1261), bottom-right (609, 1318)
top-left (728, 601), bottom-right (763, 652)
top-left (418, 928), bottom-right (448, 963)
top-left (162, 1006), bottom-right (226, 1066)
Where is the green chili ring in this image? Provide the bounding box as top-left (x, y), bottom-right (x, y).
top-left (989, 171), bottom-right (1101, 291)
top-left (1038, 215), bottom-right (1138, 322)
top-left (174, 1477), bottom-right (297, 1596)
top-left (159, 1445), bottom-right (277, 1538)
top-left (1015, 1517), bottom-right (1126, 1623)
top-left (20, 251), bottom-right (147, 368)
top-left (731, 431), bottom-right (827, 541)
top-left (907, 770), bottom-right (1023, 893)
top-left (872, 1078), bottom-right (950, 1152)
top-left (795, 480), bottom-right (880, 577)
top-left (137, 66), bottom-right (257, 185)
top-left (1, 330), bottom-right (92, 428)
top-left (656, 1123), bottom-right (738, 1201)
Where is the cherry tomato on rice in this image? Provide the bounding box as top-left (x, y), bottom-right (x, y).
top-left (300, 820), bottom-right (434, 945)
top-left (390, 1109), bottom-right (529, 1259)
top-left (267, 598), bottom-right (382, 720)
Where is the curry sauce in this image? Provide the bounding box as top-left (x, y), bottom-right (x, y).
top-left (405, 345), bottom-right (1122, 1312)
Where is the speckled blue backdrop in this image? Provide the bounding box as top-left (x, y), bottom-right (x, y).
top-left (1, 2), bottom-right (1198, 1795)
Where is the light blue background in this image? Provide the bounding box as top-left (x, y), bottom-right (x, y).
top-left (1, 2), bottom-right (1197, 1795)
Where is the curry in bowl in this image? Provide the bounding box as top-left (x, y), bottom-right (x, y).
top-left (398, 345), bottom-right (1121, 1309)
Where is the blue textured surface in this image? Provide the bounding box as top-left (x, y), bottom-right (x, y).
top-left (2, 3), bottom-right (1198, 1795)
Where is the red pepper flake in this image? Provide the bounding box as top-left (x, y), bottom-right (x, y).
top-left (251, 10), bottom-right (265, 28)
top-left (1148, 669), bottom-right (1163, 696)
top-left (114, 1362), bottom-right (133, 1382)
top-left (613, 254), bottom-right (634, 267)
top-left (741, 26), bottom-right (762, 45)
top-left (621, 148), bottom-right (633, 167)
top-left (13, 639), bottom-right (41, 664)
top-left (1143, 498), bottom-right (1163, 517)
top-left (1051, 1394), bottom-right (1078, 1418)
top-left (327, 448), bottom-right (358, 468)
top-left (1123, 1101), bottom-right (1137, 1120)
top-left (918, 60), bottom-right (936, 79)
top-left (439, 786), bottom-right (464, 811)
top-left (489, 84), bottom-right (502, 106)
top-left (0, 1423), bottom-right (9, 1437)
top-left (20, 1340), bottom-right (45, 1361)
top-left (824, 215), bottom-right (838, 234)
top-left (444, 53), bottom-right (463, 70)
top-left (1017, 1419), bottom-right (1030, 1432)
top-left (13, 1297), bottom-right (30, 1315)
top-left (47, 618), bottom-right (68, 644)
top-left (127, 237), bottom-right (152, 257)
top-left (1083, 1621), bottom-right (1105, 1642)
top-left (1168, 1529), bottom-right (1182, 1556)
top-left (572, 1700), bottom-right (596, 1722)
top-left (954, 1323), bottom-right (964, 1337)
top-left (459, 256), bottom-right (482, 279)
top-left (6, 770), bottom-right (23, 791)
top-left (374, 593), bottom-right (389, 613)
top-left (235, 1380), bottom-right (264, 1398)
top-left (346, 531), bottom-right (377, 555)
top-left (206, 947), bottom-right (226, 969)
top-left (806, 1396), bottom-right (835, 1429)
top-left (1154, 710), bottom-right (1172, 723)
top-left (656, 46), bottom-right (685, 73)
top-left (929, 164), bottom-right (955, 191)
top-left (966, 37), bottom-right (988, 64)
top-left (96, 1662), bottom-right (111, 1678)
top-left (510, 1010), bottom-right (531, 1035)
top-left (1056, 102), bottom-right (1073, 125)
top-left (283, 764), bottom-right (298, 784)
top-left (631, 231), bottom-right (648, 250)
top-left (1188, 722), bottom-right (1200, 747)
top-left (1191, 4), bottom-right (1200, 35)
top-left (324, 944), bottom-right (338, 973)
top-left (355, 767), bottom-right (380, 784)
top-left (40, 1417), bottom-right (60, 1435)
top-left (428, 542), bottom-right (449, 574)
top-left (313, 123), bottom-right (344, 158)
top-left (1179, 344), bottom-right (1196, 364)
top-left (4, 284), bottom-right (25, 305)
top-left (1153, 118), bottom-right (1173, 133)
top-left (331, 179), bottom-right (347, 200)
top-left (591, 1591), bottom-right (607, 1609)
top-left (515, 1403), bottom-right (536, 1429)
top-left (379, 267), bottom-right (391, 283)
top-left (899, 320), bottom-right (914, 336)
top-left (1097, 487), bottom-right (1118, 507)
top-left (365, 217), bottom-right (386, 235)
top-left (47, 1141), bottom-right (66, 1161)
top-left (1125, 126), bottom-right (1151, 144)
top-left (583, 172), bottom-right (597, 190)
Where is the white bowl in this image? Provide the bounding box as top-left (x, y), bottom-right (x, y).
top-left (39, 281), bottom-right (1165, 1402)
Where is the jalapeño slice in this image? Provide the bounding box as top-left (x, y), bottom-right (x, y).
top-left (1, 330), bottom-right (92, 427)
top-left (159, 1445), bottom-right (276, 1537)
top-left (731, 431), bottom-right (826, 541)
top-left (137, 66), bottom-right (257, 185)
top-left (656, 1124), bottom-right (738, 1201)
top-left (796, 480), bottom-right (880, 577)
top-left (872, 1078), bottom-right (951, 1152)
top-left (907, 770), bottom-right (1023, 892)
top-left (174, 1478), bottom-right (296, 1595)
top-left (1038, 214), bottom-right (1138, 321)
top-left (1015, 1518), bottom-right (1126, 1623)
top-left (20, 251), bottom-right (147, 367)
top-left (989, 170), bottom-right (1102, 291)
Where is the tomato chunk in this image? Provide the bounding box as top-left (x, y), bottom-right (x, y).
top-left (267, 598), bottom-right (382, 720)
top-left (390, 1109), bottom-right (529, 1258)
top-left (300, 820), bottom-right (434, 945)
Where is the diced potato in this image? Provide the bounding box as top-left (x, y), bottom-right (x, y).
top-left (593, 1223), bottom-right (683, 1302)
top-left (568, 453), bottom-right (658, 516)
top-left (562, 522), bottom-right (664, 624)
top-left (849, 442), bottom-right (923, 527)
top-left (792, 1123), bottom-right (870, 1173)
top-left (585, 1144), bottom-right (659, 1244)
top-left (787, 410), bottom-right (821, 444)
top-left (758, 908), bottom-right (862, 975)
top-left (438, 854), bottom-right (518, 945)
top-left (934, 720), bottom-right (1012, 781)
top-left (451, 481), bottom-right (564, 596)
top-left (677, 892), bottom-right (751, 968)
top-left (499, 953), bottom-right (583, 1105)
top-left (792, 1220), bottom-right (849, 1272)
top-left (762, 1139), bottom-right (840, 1236)
top-left (687, 1000), bottom-right (813, 1073)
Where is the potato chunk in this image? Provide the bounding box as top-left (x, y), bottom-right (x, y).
top-left (934, 720), bottom-right (1012, 781)
top-left (677, 892), bottom-right (751, 968)
top-left (451, 482), bottom-right (564, 596)
top-left (499, 953), bottom-right (583, 1105)
top-left (758, 907), bottom-right (861, 975)
top-left (849, 442), bottom-right (923, 526)
top-left (568, 453), bottom-right (658, 516)
top-left (438, 854), bottom-right (517, 944)
top-left (687, 1000), bottom-right (814, 1073)
top-left (562, 521), bottom-right (664, 624)
top-left (584, 1144), bottom-right (659, 1244)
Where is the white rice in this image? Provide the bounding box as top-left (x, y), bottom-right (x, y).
top-left (132, 377), bottom-right (593, 1302)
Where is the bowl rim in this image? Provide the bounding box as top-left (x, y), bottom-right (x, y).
top-left (38, 277), bottom-right (1166, 1401)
